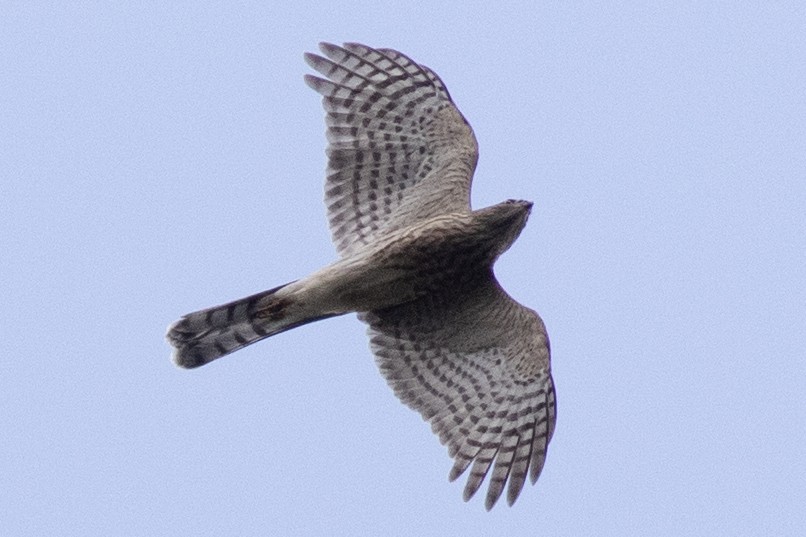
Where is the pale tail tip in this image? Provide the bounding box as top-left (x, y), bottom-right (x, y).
top-left (165, 319), bottom-right (206, 369)
top-left (170, 348), bottom-right (199, 369)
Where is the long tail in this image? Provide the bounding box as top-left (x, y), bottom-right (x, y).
top-left (166, 282), bottom-right (334, 369)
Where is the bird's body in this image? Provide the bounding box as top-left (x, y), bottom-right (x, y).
top-left (167, 43), bottom-right (555, 510)
top-left (170, 201), bottom-right (532, 367)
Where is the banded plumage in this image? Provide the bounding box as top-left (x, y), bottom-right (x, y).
top-left (167, 42), bottom-right (555, 510)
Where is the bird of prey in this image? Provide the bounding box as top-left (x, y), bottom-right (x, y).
top-left (167, 42), bottom-right (555, 510)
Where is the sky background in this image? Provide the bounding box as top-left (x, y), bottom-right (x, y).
top-left (2, 2), bottom-right (805, 535)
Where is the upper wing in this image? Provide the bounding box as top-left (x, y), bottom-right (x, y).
top-left (360, 277), bottom-right (555, 510)
top-left (304, 42), bottom-right (479, 256)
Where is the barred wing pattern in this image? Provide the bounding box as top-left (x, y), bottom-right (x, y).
top-left (169, 43), bottom-right (556, 511)
top-left (361, 278), bottom-right (556, 510)
top-left (304, 43), bottom-right (479, 257)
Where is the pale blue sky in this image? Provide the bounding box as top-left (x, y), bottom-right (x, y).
top-left (2, 2), bottom-right (805, 535)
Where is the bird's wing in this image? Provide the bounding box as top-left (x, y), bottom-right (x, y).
top-left (305, 42), bottom-right (479, 256)
top-left (360, 276), bottom-right (555, 510)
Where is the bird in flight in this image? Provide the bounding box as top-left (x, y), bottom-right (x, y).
top-left (167, 42), bottom-right (555, 510)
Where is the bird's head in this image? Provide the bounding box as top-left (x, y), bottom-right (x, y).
top-left (473, 199), bottom-right (533, 260)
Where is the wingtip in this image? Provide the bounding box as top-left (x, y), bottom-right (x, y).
top-left (317, 41), bottom-right (340, 55)
top-left (305, 43), bottom-right (340, 70)
top-left (506, 485), bottom-right (521, 507)
top-left (529, 462), bottom-right (543, 485)
top-left (342, 41), bottom-right (368, 52)
top-left (303, 73), bottom-right (321, 90)
top-left (303, 51), bottom-right (318, 68)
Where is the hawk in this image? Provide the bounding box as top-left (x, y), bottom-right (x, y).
top-left (167, 42), bottom-right (556, 510)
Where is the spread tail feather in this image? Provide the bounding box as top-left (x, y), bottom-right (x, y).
top-left (166, 282), bottom-right (333, 369)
